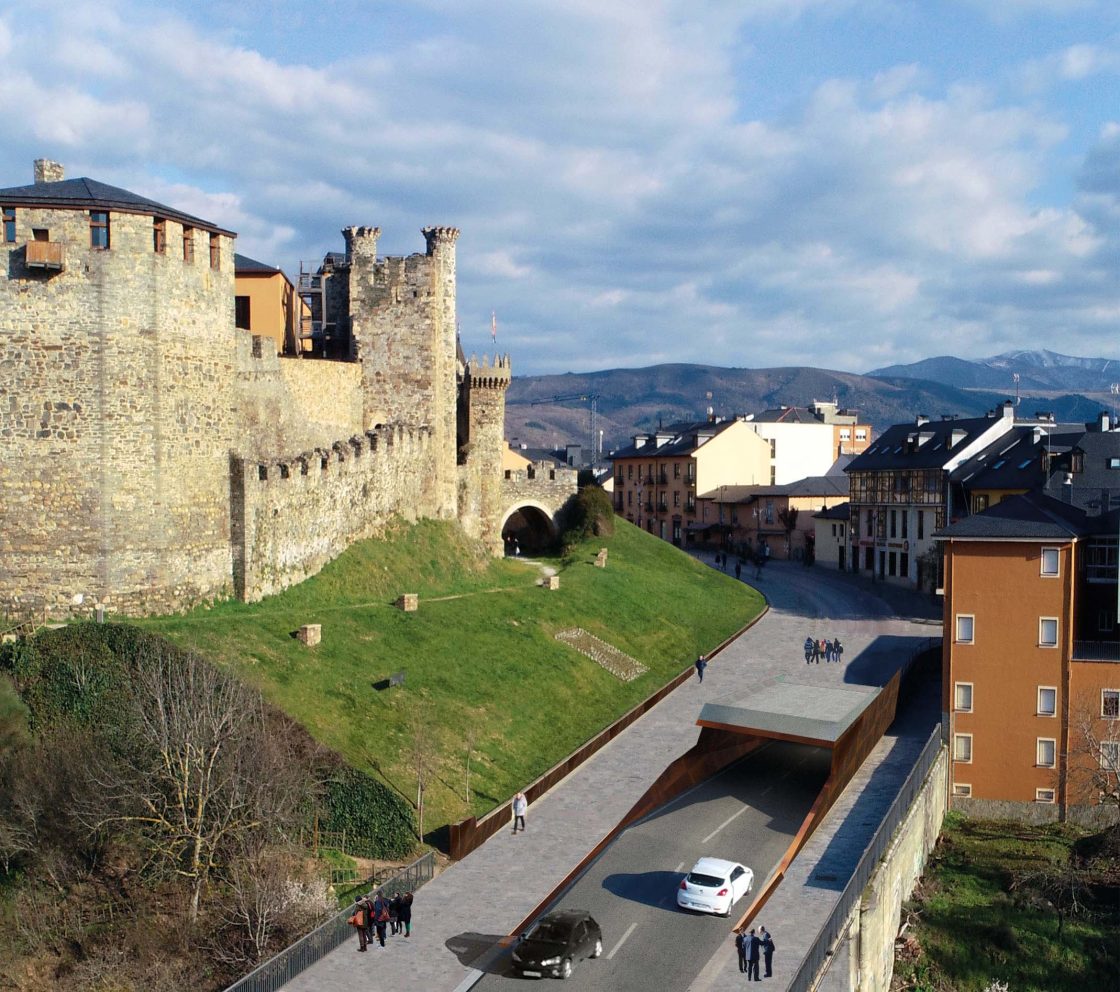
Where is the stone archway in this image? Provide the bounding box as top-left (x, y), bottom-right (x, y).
top-left (499, 501), bottom-right (557, 556)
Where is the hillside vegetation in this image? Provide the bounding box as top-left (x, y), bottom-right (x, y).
top-left (138, 516), bottom-right (763, 839)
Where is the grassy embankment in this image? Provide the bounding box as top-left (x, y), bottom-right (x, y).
top-left (138, 517), bottom-right (763, 839)
top-left (894, 813), bottom-right (1119, 992)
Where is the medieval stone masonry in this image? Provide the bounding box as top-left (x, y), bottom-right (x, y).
top-left (0, 159), bottom-right (554, 618)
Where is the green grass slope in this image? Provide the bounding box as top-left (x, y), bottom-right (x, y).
top-left (138, 517), bottom-right (763, 838)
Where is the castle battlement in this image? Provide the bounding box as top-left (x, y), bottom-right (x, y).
top-left (466, 353), bottom-right (512, 390)
top-left (250, 423), bottom-right (432, 484)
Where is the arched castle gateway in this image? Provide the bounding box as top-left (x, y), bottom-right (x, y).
top-left (0, 159), bottom-right (574, 617)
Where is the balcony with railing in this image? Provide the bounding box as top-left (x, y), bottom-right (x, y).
top-left (1072, 641), bottom-right (1120, 662)
top-left (25, 240), bottom-right (64, 270)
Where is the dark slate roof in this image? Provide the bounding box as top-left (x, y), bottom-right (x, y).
top-left (814, 502), bottom-right (850, 521)
top-left (699, 475), bottom-right (848, 502)
top-left (234, 253), bottom-right (281, 274)
top-left (936, 488), bottom-right (1120, 541)
top-left (949, 425), bottom-right (1083, 491)
top-left (0, 177), bottom-right (234, 235)
top-left (520, 447), bottom-right (566, 466)
top-left (748, 406), bottom-right (823, 424)
top-left (609, 419), bottom-right (732, 459)
top-left (845, 412), bottom-right (1011, 472)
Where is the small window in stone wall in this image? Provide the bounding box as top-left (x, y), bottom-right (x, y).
top-left (183, 226), bottom-right (194, 263)
top-left (153, 218), bottom-right (166, 254)
top-left (257, 465), bottom-right (267, 481)
top-left (321, 457), bottom-right (329, 471)
top-left (32, 228), bottom-right (48, 242)
top-left (2, 207), bottom-right (14, 243)
top-left (210, 233), bottom-right (220, 270)
top-left (90, 211), bottom-right (110, 250)
top-left (235, 296), bottom-right (251, 330)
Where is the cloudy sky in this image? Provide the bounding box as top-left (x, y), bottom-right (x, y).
top-left (3, 0), bottom-right (1118, 374)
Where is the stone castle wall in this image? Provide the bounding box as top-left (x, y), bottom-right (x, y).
top-left (0, 207), bottom-right (237, 616)
top-left (457, 355), bottom-right (512, 551)
top-left (231, 424), bottom-right (436, 602)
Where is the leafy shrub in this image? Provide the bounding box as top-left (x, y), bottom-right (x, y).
top-left (561, 484), bottom-right (614, 553)
top-left (321, 768), bottom-right (415, 859)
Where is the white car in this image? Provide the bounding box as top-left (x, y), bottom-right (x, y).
top-left (677, 857), bottom-right (754, 916)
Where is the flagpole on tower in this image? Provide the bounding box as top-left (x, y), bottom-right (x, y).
top-left (491, 311), bottom-right (497, 345)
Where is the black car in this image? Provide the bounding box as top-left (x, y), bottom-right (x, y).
top-left (511, 909), bottom-right (603, 980)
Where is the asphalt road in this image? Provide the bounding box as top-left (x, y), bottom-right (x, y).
top-left (472, 740), bottom-right (831, 991)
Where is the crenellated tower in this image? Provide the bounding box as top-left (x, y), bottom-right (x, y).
top-left (347, 226), bottom-right (460, 519)
top-left (457, 352), bottom-right (512, 551)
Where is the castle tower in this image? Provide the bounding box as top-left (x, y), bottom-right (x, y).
top-left (0, 160), bottom-right (238, 616)
top-left (458, 353), bottom-right (512, 551)
top-left (347, 226), bottom-right (460, 519)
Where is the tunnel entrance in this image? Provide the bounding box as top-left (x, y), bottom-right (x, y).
top-left (501, 503), bottom-right (556, 556)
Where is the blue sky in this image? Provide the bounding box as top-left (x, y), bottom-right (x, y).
top-left (2, 0), bottom-right (1118, 374)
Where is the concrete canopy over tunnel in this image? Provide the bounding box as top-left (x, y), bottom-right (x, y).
top-left (499, 501), bottom-right (556, 555)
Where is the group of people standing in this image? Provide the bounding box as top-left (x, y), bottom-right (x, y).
top-left (735, 925), bottom-right (775, 980)
top-left (803, 636), bottom-right (843, 664)
top-left (350, 889), bottom-right (414, 951)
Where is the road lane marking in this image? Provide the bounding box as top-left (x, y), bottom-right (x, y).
top-left (675, 861), bottom-right (685, 872)
top-left (607, 922), bottom-right (638, 960)
top-left (702, 804), bottom-right (749, 843)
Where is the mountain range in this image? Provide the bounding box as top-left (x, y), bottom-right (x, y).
top-left (505, 350), bottom-right (1120, 453)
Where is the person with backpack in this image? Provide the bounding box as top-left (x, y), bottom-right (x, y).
top-left (371, 890), bottom-right (391, 947)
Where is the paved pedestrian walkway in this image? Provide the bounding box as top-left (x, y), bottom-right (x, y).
top-left (283, 559), bottom-right (941, 992)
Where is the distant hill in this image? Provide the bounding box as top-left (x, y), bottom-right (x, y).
top-left (505, 363), bottom-right (1112, 452)
top-left (868, 349), bottom-right (1120, 393)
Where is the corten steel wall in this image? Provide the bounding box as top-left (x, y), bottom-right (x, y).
top-left (944, 540), bottom-right (1072, 805)
top-left (727, 667), bottom-right (904, 932)
top-left (448, 609), bottom-right (768, 860)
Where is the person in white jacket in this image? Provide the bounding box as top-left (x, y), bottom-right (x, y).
top-left (512, 791), bottom-right (528, 833)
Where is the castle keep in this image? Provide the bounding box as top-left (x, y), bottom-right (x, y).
top-left (0, 159), bottom-right (526, 617)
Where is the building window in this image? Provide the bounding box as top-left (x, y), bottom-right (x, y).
top-left (953, 734), bottom-right (972, 763)
top-left (890, 510), bottom-right (897, 539)
top-left (627, 465), bottom-right (632, 480)
top-left (765, 502), bottom-right (774, 524)
top-left (1041, 547), bottom-right (1059, 577)
top-left (954, 682), bottom-right (973, 712)
top-left (1102, 740), bottom-right (1120, 769)
top-left (955, 614), bottom-right (974, 644)
top-left (866, 511), bottom-right (873, 538)
top-left (1103, 689), bottom-right (1120, 719)
top-left (1036, 738), bottom-right (1056, 768)
top-left (856, 429), bottom-right (867, 441)
top-left (1037, 687), bottom-right (1057, 717)
top-left (917, 510), bottom-right (924, 540)
top-left (90, 210), bottom-right (110, 249)
top-left (672, 490), bottom-right (680, 507)
top-left (1039, 617), bottom-right (1058, 648)
top-left (901, 511), bottom-right (908, 540)
top-left (183, 226), bottom-right (195, 263)
top-left (210, 233), bottom-right (220, 269)
top-left (235, 296), bottom-right (251, 330)
top-left (673, 463), bottom-right (680, 478)
top-left (952, 782), bottom-right (972, 797)
top-left (2, 206), bottom-right (14, 243)
top-left (831, 524), bottom-right (837, 537)
top-left (769, 439), bottom-right (776, 458)
top-left (1035, 788), bottom-right (1056, 804)
top-left (153, 217), bottom-right (166, 254)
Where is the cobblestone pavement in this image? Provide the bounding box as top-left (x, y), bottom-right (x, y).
top-left (282, 558), bottom-right (942, 992)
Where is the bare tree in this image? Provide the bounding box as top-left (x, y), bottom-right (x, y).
top-left (776, 507), bottom-right (799, 556)
top-left (407, 696), bottom-right (434, 841)
top-left (463, 724), bottom-right (477, 808)
top-left (1067, 692), bottom-right (1120, 825)
top-left (86, 650), bottom-right (307, 924)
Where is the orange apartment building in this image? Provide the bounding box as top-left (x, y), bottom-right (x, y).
top-left (611, 419), bottom-right (770, 546)
top-left (234, 253), bottom-right (310, 356)
top-left (938, 435), bottom-right (1120, 823)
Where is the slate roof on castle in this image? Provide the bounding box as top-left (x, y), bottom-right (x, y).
top-left (0, 176), bottom-right (235, 236)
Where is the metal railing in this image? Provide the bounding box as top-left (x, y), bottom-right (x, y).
top-left (222, 850), bottom-right (436, 992)
top-left (788, 727), bottom-right (944, 992)
top-left (1072, 640), bottom-right (1120, 662)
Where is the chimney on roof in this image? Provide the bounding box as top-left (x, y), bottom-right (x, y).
top-left (916, 414), bottom-right (929, 426)
top-left (34, 159), bottom-right (64, 184)
top-left (1001, 400), bottom-right (1015, 419)
top-left (1098, 411), bottom-right (1111, 432)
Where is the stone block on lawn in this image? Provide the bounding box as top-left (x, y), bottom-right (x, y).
top-left (594, 548), bottom-right (608, 568)
top-left (397, 593), bottom-right (419, 612)
top-left (297, 623), bottom-right (321, 647)
top-left (547, 575), bottom-right (560, 590)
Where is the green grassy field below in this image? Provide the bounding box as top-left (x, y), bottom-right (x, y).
top-left (137, 517), bottom-right (763, 839)
top-left (894, 813), bottom-right (1119, 992)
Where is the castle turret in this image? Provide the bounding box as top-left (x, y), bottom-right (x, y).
top-left (343, 225), bottom-right (380, 267)
top-left (457, 353), bottom-right (512, 550)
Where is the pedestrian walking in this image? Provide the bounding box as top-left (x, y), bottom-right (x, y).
top-left (399, 891), bottom-right (413, 937)
top-left (371, 890), bottom-right (390, 947)
top-left (823, 638), bottom-right (833, 663)
top-left (834, 638), bottom-right (844, 666)
top-left (735, 560), bottom-right (742, 580)
top-left (512, 790), bottom-right (528, 833)
top-left (734, 929), bottom-right (748, 973)
top-left (389, 891), bottom-right (403, 935)
top-left (745, 928), bottom-right (762, 981)
top-left (695, 654), bottom-right (708, 683)
top-left (818, 638), bottom-right (827, 663)
top-left (760, 926), bottom-right (775, 977)
top-left (349, 896), bottom-right (370, 951)
top-left (803, 635), bottom-right (814, 664)
top-left (810, 639), bottom-right (820, 664)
